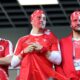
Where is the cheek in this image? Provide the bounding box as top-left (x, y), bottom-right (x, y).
top-left (32, 20), bottom-right (40, 27)
top-left (71, 22), bottom-right (77, 27)
top-left (34, 18), bottom-right (40, 23)
top-left (71, 22), bottom-right (80, 30)
top-left (33, 19), bottom-right (38, 25)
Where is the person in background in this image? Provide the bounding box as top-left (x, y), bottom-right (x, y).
top-left (55, 10), bottom-right (80, 80)
top-left (11, 9), bottom-right (63, 80)
top-left (0, 38), bottom-right (13, 80)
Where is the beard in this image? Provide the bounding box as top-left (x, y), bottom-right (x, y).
top-left (74, 29), bottom-right (80, 34)
top-left (72, 25), bottom-right (80, 33)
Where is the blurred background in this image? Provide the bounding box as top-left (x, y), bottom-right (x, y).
top-left (0, 0), bottom-right (80, 80)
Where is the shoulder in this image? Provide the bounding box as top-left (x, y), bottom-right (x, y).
top-left (1, 38), bottom-right (11, 43)
top-left (45, 29), bottom-right (58, 39)
top-left (0, 38), bottom-right (12, 46)
top-left (44, 29), bottom-right (58, 43)
top-left (44, 29), bottom-right (57, 37)
top-left (17, 35), bottom-right (29, 43)
top-left (60, 34), bottom-right (71, 41)
top-left (60, 34), bottom-right (72, 45)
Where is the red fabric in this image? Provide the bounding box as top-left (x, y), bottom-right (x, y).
top-left (55, 33), bottom-right (80, 80)
top-left (0, 38), bottom-right (13, 76)
top-left (0, 68), bottom-right (8, 80)
top-left (20, 53), bottom-right (68, 80)
top-left (40, 46), bottom-right (48, 55)
top-left (16, 75), bottom-right (20, 80)
top-left (14, 29), bottom-right (68, 80)
top-left (0, 39), bottom-right (13, 57)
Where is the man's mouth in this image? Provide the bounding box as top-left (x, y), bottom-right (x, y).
top-left (77, 24), bottom-right (80, 27)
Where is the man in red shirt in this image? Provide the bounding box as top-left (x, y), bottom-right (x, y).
top-left (11, 9), bottom-right (65, 80)
top-left (0, 38), bottom-right (13, 80)
top-left (55, 10), bottom-right (80, 80)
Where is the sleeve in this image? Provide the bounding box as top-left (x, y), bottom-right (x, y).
top-left (4, 40), bottom-right (13, 57)
top-left (47, 32), bottom-right (62, 65)
top-left (14, 38), bottom-right (23, 56)
top-left (11, 38), bottom-right (23, 67)
top-left (11, 55), bottom-right (21, 67)
top-left (50, 32), bottom-right (59, 51)
top-left (11, 37), bottom-right (26, 67)
top-left (55, 40), bottom-right (66, 76)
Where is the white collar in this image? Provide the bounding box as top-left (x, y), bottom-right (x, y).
top-left (72, 38), bottom-right (80, 41)
top-left (30, 30), bottom-right (43, 36)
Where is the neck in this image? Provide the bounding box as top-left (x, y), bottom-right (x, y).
top-left (30, 27), bottom-right (44, 35)
top-left (73, 30), bottom-right (80, 39)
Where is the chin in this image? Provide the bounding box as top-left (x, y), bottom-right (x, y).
top-left (42, 26), bottom-right (46, 29)
top-left (39, 27), bottom-right (45, 29)
top-left (42, 27), bottom-right (45, 29)
top-left (74, 29), bottom-right (80, 33)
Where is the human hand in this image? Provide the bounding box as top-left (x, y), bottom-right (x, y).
top-left (23, 44), bottom-right (35, 53)
top-left (32, 42), bottom-right (43, 51)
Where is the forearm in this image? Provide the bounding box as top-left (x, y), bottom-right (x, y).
top-left (0, 55), bottom-right (13, 65)
top-left (11, 54), bottom-right (22, 67)
top-left (46, 51), bottom-right (62, 65)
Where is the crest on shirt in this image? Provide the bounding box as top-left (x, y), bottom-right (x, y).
top-left (0, 45), bottom-right (4, 51)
